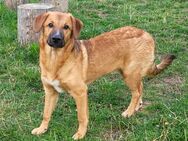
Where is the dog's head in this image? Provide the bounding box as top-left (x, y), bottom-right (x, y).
top-left (33, 12), bottom-right (83, 48)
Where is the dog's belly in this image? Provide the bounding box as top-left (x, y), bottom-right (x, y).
top-left (42, 77), bottom-right (63, 93)
top-left (86, 58), bottom-right (122, 83)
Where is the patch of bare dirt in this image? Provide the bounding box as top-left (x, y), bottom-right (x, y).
top-left (97, 11), bottom-right (108, 18)
top-left (163, 75), bottom-right (184, 85)
top-left (103, 129), bottom-right (124, 141)
top-left (162, 75), bottom-right (184, 94)
top-left (96, 0), bottom-right (106, 2)
top-left (146, 75), bottom-right (184, 95)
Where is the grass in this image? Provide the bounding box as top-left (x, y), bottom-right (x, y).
top-left (0, 0), bottom-right (188, 140)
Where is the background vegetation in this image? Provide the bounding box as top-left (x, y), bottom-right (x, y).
top-left (0, 0), bottom-right (187, 140)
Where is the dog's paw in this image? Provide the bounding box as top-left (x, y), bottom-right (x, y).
top-left (121, 109), bottom-right (134, 118)
top-left (31, 126), bottom-right (48, 135)
top-left (72, 131), bottom-right (86, 140)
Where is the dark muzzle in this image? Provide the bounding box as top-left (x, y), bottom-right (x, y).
top-left (47, 30), bottom-right (65, 48)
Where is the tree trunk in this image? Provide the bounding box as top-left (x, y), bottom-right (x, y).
top-left (5, 0), bottom-right (29, 10)
top-left (41, 0), bottom-right (68, 12)
top-left (17, 3), bottom-right (54, 45)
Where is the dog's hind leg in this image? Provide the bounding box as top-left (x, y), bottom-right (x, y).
top-left (121, 70), bottom-right (142, 118)
top-left (135, 82), bottom-right (143, 111)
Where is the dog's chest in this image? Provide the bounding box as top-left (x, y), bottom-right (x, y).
top-left (42, 77), bottom-right (63, 93)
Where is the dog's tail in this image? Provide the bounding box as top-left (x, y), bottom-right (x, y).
top-left (147, 54), bottom-right (176, 77)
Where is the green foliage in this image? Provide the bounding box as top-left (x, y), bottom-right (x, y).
top-left (0, 0), bottom-right (188, 140)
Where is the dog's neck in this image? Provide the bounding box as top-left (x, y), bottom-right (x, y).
top-left (39, 38), bottom-right (84, 80)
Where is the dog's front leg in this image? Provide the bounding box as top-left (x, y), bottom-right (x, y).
top-left (32, 84), bottom-right (59, 135)
top-left (70, 85), bottom-right (88, 140)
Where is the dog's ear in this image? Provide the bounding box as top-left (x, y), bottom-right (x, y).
top-left (71, 15), bottom-right (83, 39)
top-left (33, 12), bottom-right (49, 33)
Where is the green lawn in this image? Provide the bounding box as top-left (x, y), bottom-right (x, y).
top-left (0, 0), bottom-right (188, 141)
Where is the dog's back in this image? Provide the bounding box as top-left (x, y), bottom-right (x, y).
top-left (84, 26), bottom-right (156, 83)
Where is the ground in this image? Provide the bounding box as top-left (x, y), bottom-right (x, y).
top-left (0, 0), bottom-right (188, 141)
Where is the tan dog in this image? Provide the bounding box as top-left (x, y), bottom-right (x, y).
top-left (31, 12), bottom-right (175, 140)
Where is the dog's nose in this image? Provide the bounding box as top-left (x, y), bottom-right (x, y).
top-left (51, 32), bottom-right (63, 43)
top-left (52, 36), bottom-right (62, 44)
top-left (48, 30), bottom-right (65, 48)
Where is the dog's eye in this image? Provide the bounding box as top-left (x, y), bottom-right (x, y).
top-left (63, 25), bottom-right (69, 30)
top-left (48, 23), bottom-right (54, 28)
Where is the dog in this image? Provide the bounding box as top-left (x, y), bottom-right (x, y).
top-left (31, 11), bottom-right (175, 140)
